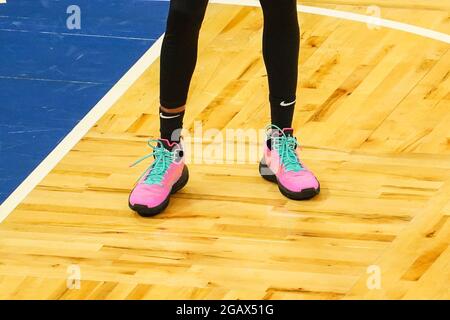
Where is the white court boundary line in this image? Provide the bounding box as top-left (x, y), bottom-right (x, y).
top-left (212, 0), bottom-right (450, 44)
top-left (0, 1), bottom-right (449, 223)
top-left (0, 35), bottom-right (164, 222)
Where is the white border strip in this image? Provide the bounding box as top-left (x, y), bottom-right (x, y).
top-left (1, 1), bottom-right (449, 223)
top-left (0, 35), bottom-right (164, 222)
top-left (211, 0), bottom-right (450, 44)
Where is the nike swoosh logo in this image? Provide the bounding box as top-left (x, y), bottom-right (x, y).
top-left (160, 113), bottom-right (181, 119)
top-left (280, 100), bottom-right (296, 107)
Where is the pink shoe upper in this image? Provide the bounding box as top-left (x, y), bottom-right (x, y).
top-left (264, 128), bottom-right (319, 193)
top-left (129, 139), bottom-right (184, 208)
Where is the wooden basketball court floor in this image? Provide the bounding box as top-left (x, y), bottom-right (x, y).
top-left (0, 0), bottom-right (449, 299)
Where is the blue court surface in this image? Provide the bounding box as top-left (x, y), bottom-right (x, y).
top-left (0, 0), bottom-right (169, 203)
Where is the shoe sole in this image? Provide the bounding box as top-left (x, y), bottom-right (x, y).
top-left (259, 160), bottom-right (320, 200)
top-left (129, 165), bottom-right (189, 217)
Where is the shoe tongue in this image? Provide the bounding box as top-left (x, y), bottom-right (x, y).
top-left (282, 128), bottom-right (294, 137)
top-left (158, 139), bottom-right (178, 151)
top-left (267, 128), bottom-right (295, 150)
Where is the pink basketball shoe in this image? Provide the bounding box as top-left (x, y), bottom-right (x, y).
top-left (259, 125), bottom-right (320, 200)
top-left (128, 139), bottom-right (189, 217)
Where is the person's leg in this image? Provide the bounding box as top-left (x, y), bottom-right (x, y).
top-left (258, 1), bottom-right (319, 200)
top-left (159, 0), bottom-right (209, 143)
top-left (259, 0), bottom-right (300, 129)
top-left (129, 0), bottom-right (208, 217)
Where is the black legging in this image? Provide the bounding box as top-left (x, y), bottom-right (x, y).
top-left (160, 0), bottom-right (299, 132)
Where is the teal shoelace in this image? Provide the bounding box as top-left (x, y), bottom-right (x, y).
top-left (130, 139), bottom-right (176, 185)
top-left (266, 125), bottom-right (303, 172)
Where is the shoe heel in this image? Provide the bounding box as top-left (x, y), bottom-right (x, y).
top-left (259, 159), bottom-right (277, 183)
top-left (171, 165), bottom-right (189, 194)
